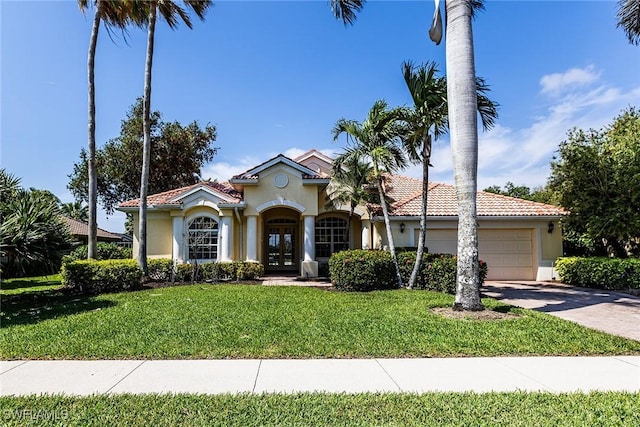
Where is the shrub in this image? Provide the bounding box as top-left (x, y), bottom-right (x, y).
top-left (329, 250), bottom-right (397, 291)
top-left (397, 252), bottom-right (488, 294)
top-left (147, 258), bottom-right (173, 282)
top-left (555, 257), bottom-right (640, 289)
top-left (61, 259), bottom-right (142, 294)
top-left (64, 242), bottom-right (132, 264)
top-left (236, 261), bottom-right (264, 280)
top-left (173, 261), bottom-right (264, 283)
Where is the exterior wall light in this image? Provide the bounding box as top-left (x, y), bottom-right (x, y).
top-left (548, 222), bottom-right (554, 234)
top-left (400, 223), bottom-right (406, 233)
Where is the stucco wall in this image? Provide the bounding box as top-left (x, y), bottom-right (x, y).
top-left (243, 165), bottom-right (320, 216)
top-left (131, 211), bottom-right (173, 258)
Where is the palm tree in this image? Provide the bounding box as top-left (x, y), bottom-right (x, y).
top-left (444, 0), bottom-right (486, 311)
top-left (326, 156), bottom-right (374, 247)
top-left (617, 0), bottom-right (640, 45)
top-left (78, 0), bottom-right (143, 260)
top-left (138, 0), bottom-right (212, 276)
top-left (61, 201), bottom-right (89, 222)
top-left (332, 100), bottom-right (408, 288)
top-left (401, 61), bottom-right (498, 289)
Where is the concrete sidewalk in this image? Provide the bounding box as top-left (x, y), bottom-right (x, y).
top-left (1, 357), bottom-right (639, 396)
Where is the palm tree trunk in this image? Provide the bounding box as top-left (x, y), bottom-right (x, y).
top-left (408, 136), bottom-right (431, 289)
top-left (376, 176), bottom-right (403, 288)
top-left (446, 0), bottom-right (484, 311)
top-left (138, 4), bottom-right (156, 277)
top-left (86, 0), bottom-right (102, 260)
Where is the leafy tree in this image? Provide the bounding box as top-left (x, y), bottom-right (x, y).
top-left (548, 107), bottom-right (640, 257)
top-left (484, 182), bottom-right (559, 205)
top-left (138, 0), bottom-right (212, 275)
top-left (617, 0), bottom-right (640, 45)
top-left (78, 0), bottom-right (146, 260)
top-left (61, 201), bottom-right (89, 222)
top-left (0, 170), bottom-right (73, 278)
top-left (333, 100), bottom-right (408, 288)
top-left (68, 99), bottom-right (218, 214)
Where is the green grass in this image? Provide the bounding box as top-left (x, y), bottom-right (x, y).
top-left (0, 275), bottom-right (63, 296)
top-left (2, 284), bottom-right (639, 359)
top-left (0, 392), bottom-right (638, 426)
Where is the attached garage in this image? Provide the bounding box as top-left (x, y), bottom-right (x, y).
top-left (478, 229), bottom-right (534, 280)
top-left (421, 228), bottom-right (536, 281)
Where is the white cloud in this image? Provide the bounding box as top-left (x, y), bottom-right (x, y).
top-left (539, 65), bottom-right (600, 97)
top-left (475, 76), bottom-right (640, 189)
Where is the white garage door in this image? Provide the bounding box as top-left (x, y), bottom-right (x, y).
top-left (420, 228), bottom-right (535, 280)
top-left (478, 229), bottom-right (534, 280)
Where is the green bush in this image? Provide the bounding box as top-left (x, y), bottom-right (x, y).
top-left (329, 250), bottom-right (397, 291)
top-left (397, 252), bottom-right (488, 294)
top-left (61, 259), bottom-right (142, 294)
top-left (236, 261), bottom-right (264, 280)
top-left (147, 258), bottom-right (173, 282)
top-left (555, 257), bottom-right (640, 289)
top-left (64, 242), bottom-right (132, 264)
top-left (173, 261), bottom-right (264, 283)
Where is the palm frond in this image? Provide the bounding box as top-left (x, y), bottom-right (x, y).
top-left (617, 0), bottom-right (640, 45)
top-left (331, 0), bottom-right (366, 26)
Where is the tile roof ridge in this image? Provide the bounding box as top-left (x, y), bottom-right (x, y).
top-left (477, 189), bottom-right (565, 210)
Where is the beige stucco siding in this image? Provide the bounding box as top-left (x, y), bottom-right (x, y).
top-left (131, 211), bottom-right (173, 258)
top-left (243, 166), bottom-right (320, 216)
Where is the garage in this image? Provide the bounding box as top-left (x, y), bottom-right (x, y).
top-left (421, 228), bottom-right (536, 281)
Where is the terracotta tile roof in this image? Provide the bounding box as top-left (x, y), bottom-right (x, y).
top-left (61, 216), bottom-right (122, 240)
top-left (118, 181), bottom-right (243, 208)
top-left (232, 153), bottom-right (327, 180)
top-left (370, 174), bottom-right (566, 217)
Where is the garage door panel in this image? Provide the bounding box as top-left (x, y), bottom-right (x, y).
top-left (420, 228), bottom-right (536, 280)
top-left (480, 229), bottom-right (534, 280)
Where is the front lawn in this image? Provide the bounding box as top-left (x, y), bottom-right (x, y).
top-left (0, 275), bottom-right (63, 296)
top-left (1, 392), bottom-right (638, 426)
top-left (2, 284), bottom-right (639, 359)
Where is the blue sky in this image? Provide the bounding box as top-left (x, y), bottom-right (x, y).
top-left (2, 0), bottom-right (639, 233)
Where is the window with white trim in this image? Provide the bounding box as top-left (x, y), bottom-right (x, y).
top-left (315, 217), bottom-right (349, 258)
top-left (187, 216), bottom-right (219, 260)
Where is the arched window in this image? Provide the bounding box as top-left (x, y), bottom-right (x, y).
top-left (187, 216), bottom-right (219, 260)
top-left (315, 217), bottom-right (349, 258)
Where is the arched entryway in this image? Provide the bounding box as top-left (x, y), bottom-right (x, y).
top-left (262, 208), bottom-right (300, 273)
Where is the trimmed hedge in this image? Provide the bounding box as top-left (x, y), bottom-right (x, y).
top-left (174, 261), bottom-right (264, 283)
top-left (397, 252), bottom-right (488, 294)
top-left (328, 250), bottom-right (397, 291)
top-left (147, 258), bottom-right (174, 282)
top-left (61, 259), bottom-right (142, 294)
top-left (329, 250), bottom-right (488, 293)
top-left (555, 257), bottom-right (640, 289)
top-left (63, 242), bottom-right (132, 263)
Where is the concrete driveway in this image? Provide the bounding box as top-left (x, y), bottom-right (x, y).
top-left (482, 281), bottom-right (640, 341)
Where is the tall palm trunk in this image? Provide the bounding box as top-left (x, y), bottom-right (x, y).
top-left (446, 0), bottom-right (484, 310)
top-left (138, 4), bottom-right (157, 276)
top-left (86, 0), bottom-right (102, 260)
top-left (375, 174), bottom-right (403, 288)
top-left (408, 136), bottom-right (431, 289)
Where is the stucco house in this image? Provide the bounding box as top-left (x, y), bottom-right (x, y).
top-left (118, 149), bottom-right (565, 281)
